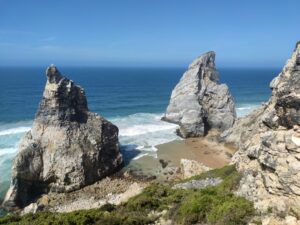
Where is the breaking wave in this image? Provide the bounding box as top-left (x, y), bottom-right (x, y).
top-left (110, 113), bottom-right (180, 155)
top-left (236, 104), bottom-right (261, 117)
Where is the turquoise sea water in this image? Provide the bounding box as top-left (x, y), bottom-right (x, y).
top-left (0, 67), bottom-right (279, 200)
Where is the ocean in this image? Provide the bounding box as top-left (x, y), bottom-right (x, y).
top-left (0, 66), bottom-right (279, 199)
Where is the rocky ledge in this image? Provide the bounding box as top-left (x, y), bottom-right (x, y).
top-left (173, 177), bottom-right (222, 190)
top-left (2, 65), bottom-right (123, 211)
top-left (162, 51), bottom-right (236, 138)
top-left (225, 42), bottom-right (300, 217)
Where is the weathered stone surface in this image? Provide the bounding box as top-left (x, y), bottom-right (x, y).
top-left (3, 65), bottom-right (123, 210)
top-left (260, 215), bottom-right (300, 225)
top-left (225, 42), bottom-right (300, 216)
top-left (163, 51), bottom-right (236, 138)
top-left (21, 203), bottom-right (40, 215)
top-left (173, 177), bottom-right (222, 190)
top-left (180, 158), bottom-right (211, 179)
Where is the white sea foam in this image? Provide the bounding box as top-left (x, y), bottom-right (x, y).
top-left (0, 126), bottom-right (31, 136)
top-left (133, 153), bottom-right (149, 160)
top-left (110, 113), bottom-right (180, 155)
top-left (236, 104), bottom-right (261, 117)
top-left (0, 115), bottom-right (179, 170)
top-left (0, 148), bottom-right (17, 157)
top-left (0, 122), bottom-right (32, 175)
top-left (119, 123), bottom-right (177, 137)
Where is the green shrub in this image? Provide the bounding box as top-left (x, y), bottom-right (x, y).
top-left (0, 164), bottom-right (254, 225)
top-left (0, 210), bottom-right (153, 225)
top-left (175, 190), bottom-right (216, 224)
top-left (207, 196), bottom-right (254, 225)
top-left (124, 184), bottom-right (186, 213)
top-left (0, 214), bottom-right (20, 224)
top-left (186, 165), bottom-right (239, 183)
top-left (170, 165), bottom-right (253, 225)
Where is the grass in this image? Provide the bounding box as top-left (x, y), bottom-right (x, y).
top-left (0, 165), bottom-right (255, 225)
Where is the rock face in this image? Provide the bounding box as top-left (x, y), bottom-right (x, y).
top-left (3, 65), bottom-right (123, 210)
top-left (180, 159), bottom-right (211, 179)
top-left (162, 51), bottom-right (236, 138)
top-left (173, 177), bottom-right (222, 190)
top-left (225, 42), bottom-right (300, 216)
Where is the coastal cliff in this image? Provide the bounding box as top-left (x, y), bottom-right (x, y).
top-left (163, 51), bottom-right (236, 138)
top-left (3, 45), bottom-right (300, 224)
top-left (3, 65), bottom-right (123, 210)
top-left (225, 42), bottom-right (300, 220)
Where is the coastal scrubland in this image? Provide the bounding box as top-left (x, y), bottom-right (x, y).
top-left (0, 165), bottom-right (256, 225)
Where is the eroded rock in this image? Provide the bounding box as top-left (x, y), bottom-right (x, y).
top-left (180, 158), bottom-right (211, 179)
top-left (173, 177), bottom-right (222, 190)
top-left (163, 51), bottom-right (236, 138)
top-left (225, 41), bottom-right (300, 216)
top-left (3, 65), bottom-right (123, 210)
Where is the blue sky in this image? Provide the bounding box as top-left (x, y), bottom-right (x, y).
top-left (0, 0), bottom-right (299, 67)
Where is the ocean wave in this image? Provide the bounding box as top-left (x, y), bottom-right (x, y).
top-left (0, 114), bottom-right (179, 184)
top-left (110, 113), bottom-right (178, 138)
top-left (0, 121), bottom-right (32, 194)
top-left (0, 148), bottom-right (17, 157)
top-left (236, 104), bottom-right (261, 117)
top-left (119, 123), bottom-right (177, 137)
top-left (0, 126), bottom-right (31, 136)
top-left (133, 153), bottom-right (149, 160)
top-left (110, 112), bottom-right (180, 153)
top-left (236, 106), bottom-right (255, 110)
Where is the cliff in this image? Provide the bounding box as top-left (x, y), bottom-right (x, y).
top-left (225, 42), bottom-right (300, 218)
top-left (163, 51), bottom-right (236, 138)
top-left (3, 65), bottom-right (123, 210)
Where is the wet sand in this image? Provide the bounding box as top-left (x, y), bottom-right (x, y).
top-left (124, 138), bottom-right (237, 180)
top-left (157, 138), bottom-right (236, 168)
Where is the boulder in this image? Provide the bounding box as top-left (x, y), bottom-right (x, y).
top-left (3, 65), bottom-right (123, 210)
top-left (162, 51), bottom-right (236, 138)
top-left (180, 158), bottom-right (211, 179)
top-left (225, 42), bottom-right (300, 216)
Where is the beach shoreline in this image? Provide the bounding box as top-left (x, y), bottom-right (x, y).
top-left (123, 137), bottom-right (237, 181)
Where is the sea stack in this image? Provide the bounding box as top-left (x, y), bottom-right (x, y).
top-left (163, 51), bottom-right (236, 138)
top-left (226, 42), bottom-right (300, 216)
top-left (3, 65), bottom-right (123, 210)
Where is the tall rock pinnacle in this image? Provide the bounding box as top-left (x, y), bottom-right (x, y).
top-left (3, 65), bottom-right (123, 210)
top-left (163, 51), bottom-right (236, 138)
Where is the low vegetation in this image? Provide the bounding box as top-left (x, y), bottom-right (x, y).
top-left (0, 209), bottom-right (6, 218)
top-left (0, 165), bottom-right (255, 225)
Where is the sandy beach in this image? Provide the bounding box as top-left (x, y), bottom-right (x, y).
top-left (123, 137), bottom-right (237, 180)
top-left (157, 138), bottom-right (236, 168)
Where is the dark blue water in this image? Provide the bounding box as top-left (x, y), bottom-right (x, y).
top-left (0, 66), bottom-right (280, 200)
top-left (0, 67), bottom-right (278, 122)
top-left (0, 67), bottom-right (184, 122)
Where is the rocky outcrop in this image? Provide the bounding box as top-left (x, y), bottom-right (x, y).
top-left (180, 159), bottom-right (211, 179)
top-left (162, 51), bottom-right (236, 138)
top-left (36, 178), bottom-right (146, 214)
top-left (173, 177), bottom-right (222, 190)
top-left (3, 65), bottom-right (123, 210)
top-left (225, 42), bottom-right (300, 216)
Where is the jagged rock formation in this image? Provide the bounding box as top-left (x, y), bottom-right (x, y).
top-left (162, 51), bottom-right (236, 138)
top-left (225, 42), bottom-right (300, 217)
top-left (3, 65), bottom-right (123, 210)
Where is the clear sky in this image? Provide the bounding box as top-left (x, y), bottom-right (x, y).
top-left (0, 0), bottom-right (299, 67)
